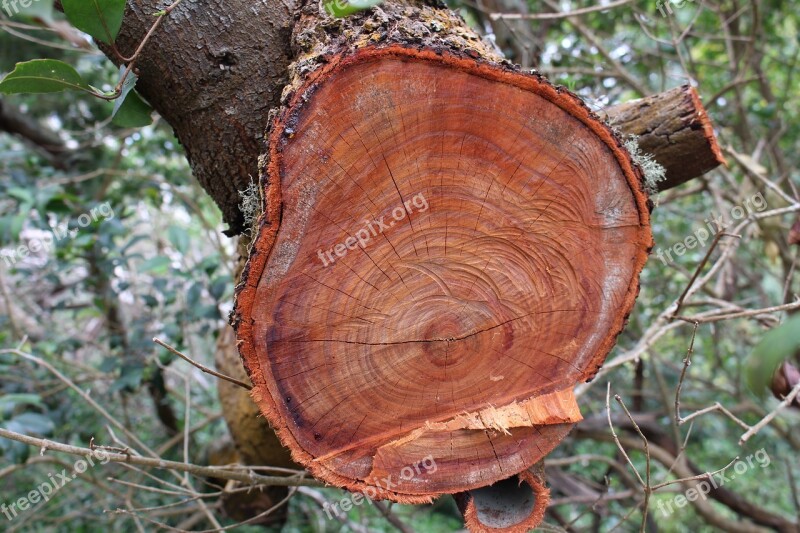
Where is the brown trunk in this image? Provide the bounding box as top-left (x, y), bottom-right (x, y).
top-left (454, 464), bottom-right (550, 533)
top-left (213, 323), bottom-right (296, 525)
top-left (106, 0), bottom-right (296, 234)
top-left (232, 0), bottom-right (652, 512)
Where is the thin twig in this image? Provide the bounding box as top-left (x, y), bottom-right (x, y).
top-left (674, 299), bottom-right (800, 324)
top-left (739, 380), bottom-right (800, 444)
top-left (650, 456), bottom-right (738, 491)
top-left (0, 428), bottom-right (323, 488)
top-left (674, 322), bottom-right (699, 425)
top-left (153, 338), bottom-right (253, 391)
top-left (613, 393), bottom-right (651, 532)
top-left (672, 232), bottom-right (739, 318)
top-left (606, 384), bottom-right (645, 488)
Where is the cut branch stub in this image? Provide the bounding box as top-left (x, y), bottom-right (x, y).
top-left (455, 466), bottom-right (550, 533)
top-left (234, 45), bottom-right (653, 502)
top-left (601, 84), bottom-right (727, 191)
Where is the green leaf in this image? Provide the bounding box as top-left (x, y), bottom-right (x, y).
top-left (0, 60), bottom-right (91, 94)
top-left (0, 394), bottom-right (43, 412)
top-left (167, 225), bottom-right (189, 254)
top-left (745, 315), bottom-right (800, 398)
top-left (111, 90), bottom-right (153, 128)
top-left (7, 187), bottom-right (35, 206)
top-left (139, 256), bottom-right (171, 274)
top-left (8, 412), bottom-right (55, 436)
top-left (62, 0), bottom-right (127, 44)
top-left (323, 0), bottom-right (383, 17)
top-left (187, 282), bottom-right (203, 309)
top-left (110, 362), bottom-right (144, 393)
top-left (209, 276), bottom-right (229, 301)
top-left (114, 66), bottom-right (137, 104)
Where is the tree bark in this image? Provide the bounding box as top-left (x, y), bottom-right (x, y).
top-left (454, 464), bottom-right (550, 533)
top-left (213, 323), bottom-right (296, 525)
top-left (600, 85), bottom-right (727, 191)
top-left (100, 1), bottom-right (722, 237)
top-left (106, 0), bottom-right (296, 234)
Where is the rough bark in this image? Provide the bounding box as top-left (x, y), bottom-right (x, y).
top-left (232, 0), bottom-right (652, 510)
top-left (105, 0), bottom-right (296, 234)
top-left (600, 85), bottom-right (727, 191)
top-left (213, 324), bottom-right (296, 525)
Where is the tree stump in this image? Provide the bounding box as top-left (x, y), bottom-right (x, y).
top-left (234, 29), bottom-right (653, 502)
top-left (88, 0), bottom-right (724, 528)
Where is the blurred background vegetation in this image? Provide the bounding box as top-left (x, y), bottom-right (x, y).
top-left (0, 0), bottom-right (798, 531)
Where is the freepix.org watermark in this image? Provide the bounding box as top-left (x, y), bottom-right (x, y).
top-left (656, 0), bottom-right (696, 17)
top-left (1, 0), bottom-right (46, 17)
top-left (654, 192), bottom-right (766, 266)
top-left (322, 455), bottom-right (437, 519)
top-left (0, 202), bottom-right (115, 269)
top-left (1, 448), bottom-right (111, 521)
top-left (656, 448), bottom-right (771, 517)
top-left (317, 192), bottom-right (429, 267)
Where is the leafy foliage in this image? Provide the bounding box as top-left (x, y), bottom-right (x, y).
top-left (0, 0), bottom-right (152, 126)
top-left (746, 315), bottom-right (800, 398)
top-left (0, 59), bottom-right (92, 94)
top-left (61, 0), bottom-right (127, 44)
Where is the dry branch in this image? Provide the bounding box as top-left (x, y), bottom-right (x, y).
top-left (454, 466), bottom-right (550, 533)
top-left (0, 428), bottom-right (323, 489)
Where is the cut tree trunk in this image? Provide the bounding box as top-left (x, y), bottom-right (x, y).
top-left (212, 243), bottom-right (298, 524)
top-left (91, 1), bottom-right (725, 529)
top-left (232, 0), bottom-right (653, 510)
top-left (454, 464), bottom-right (550, 533)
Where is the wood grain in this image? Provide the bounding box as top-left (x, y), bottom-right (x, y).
top-left (233, 46), bottom-right (653, 502)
